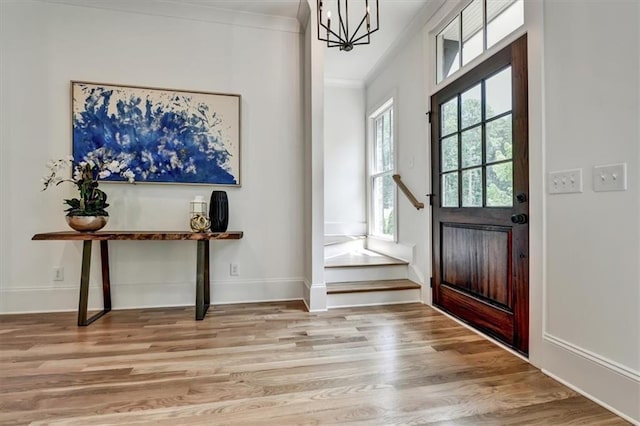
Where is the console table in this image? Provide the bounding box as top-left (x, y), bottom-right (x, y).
top-left (31, 231), bottom-right (243, 326)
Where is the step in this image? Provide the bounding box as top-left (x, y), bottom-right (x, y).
top-left (324, 249), bottom-right (409, 283)
top-left (324, 235), bottom-right (366, 259)
top-left (325, 249), bottom-right (408, 268)
top-left (327, 279), bottom-right (422, 309)
top-left (327, 279), bottom-right (421, 294)
top-left (324, 264), bottom-right (408, 283)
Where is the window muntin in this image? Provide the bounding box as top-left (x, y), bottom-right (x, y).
top-left (370, 102), bottom-right (396, 239)
top-left (439, 65), bottom-right (514, 208)
top-left (436, 0), bottom-right (523, 84)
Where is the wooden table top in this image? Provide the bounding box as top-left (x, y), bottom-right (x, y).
top-left (32, 231), bottom-right (244, 241)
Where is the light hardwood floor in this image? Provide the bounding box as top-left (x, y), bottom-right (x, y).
top-left (0, 302), bottom-right (628, 425)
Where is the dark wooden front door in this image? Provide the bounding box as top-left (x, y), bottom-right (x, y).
top-left (431, 35), bottom-right (529, 355)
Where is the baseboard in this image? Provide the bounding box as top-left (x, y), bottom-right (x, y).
top-left (0, 278), bottom-right (305, 314)
top-left (543, 332), bottom-right (640, 382)
top-left (542, 332), bottom-right (640, 423)
top-left (541, 369), bottom-right (639, 425)
top-left (302, 279), bottom-right (327, 312)
top-left (366, 238), bottom-right (414, 263)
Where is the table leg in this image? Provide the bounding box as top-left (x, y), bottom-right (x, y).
top-left (100, 241), bottom-right (112, 312)
top-left (77, 240), bottom-right (112, 326)
top-left (204, 240), bottom-right (210, 307)
top-left (195, 240), bottom-right (210, 320)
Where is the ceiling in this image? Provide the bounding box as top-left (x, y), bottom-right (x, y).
top-left (175, 0), bottom-right (430, 83)
top-left (173, 0), bottom-right (303, 19)
top-left (322, 0), bottom-right (429, 83)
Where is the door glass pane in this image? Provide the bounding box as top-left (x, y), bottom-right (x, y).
top-left (486, 113), bottom-right (512, 163)
top-left (487, 0), bottom-right (524, 48)
top-left (486, 66), bottom-right (512, 119)
top-left (461, 83), bottom-right (482, 129)
top-left (437, 17), bottom-right (460, 83)
top-left (462, 0), bottom-right (483, 66)
top-left (441, 135), bottom-right (458, 172)
top-left (486, 162), bottom-right (513, 207)
top-left (372, 174), bottom-right (395, 237)
top-left (462, 167), bottom-right (483, 207)
top-left (442, 172), bottom-right (459, 207)
top-left (461, 126), bottom-right (482, 168)
top-left (441, 97), bottom-right (458, 136)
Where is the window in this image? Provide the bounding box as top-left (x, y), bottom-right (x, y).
top-left (437, 0), bottom-right (524, 83)
top-left (369, 99), bottom-right (395, 239)
top-left (440, 66), bottom-right (514, 208)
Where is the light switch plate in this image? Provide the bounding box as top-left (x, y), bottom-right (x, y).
top-left (593, 163), bottom-right (627, 192)
top-left (548, 168), bottom-right (583, 194)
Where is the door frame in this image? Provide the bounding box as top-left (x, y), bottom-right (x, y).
top-left (430, 35), bottom-right (529, 354)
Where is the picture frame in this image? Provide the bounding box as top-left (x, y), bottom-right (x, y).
top-left (71, 81), bottom-right (241, 186)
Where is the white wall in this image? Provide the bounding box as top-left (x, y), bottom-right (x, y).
top-left (541, 0), bottom-right (640, 421)
top-left (366, 0), bottom-right (639, 421)
top-left (0, 1), bottom-right (305, 312)
top-left (324, 85), bottom-right (366, 236)
top-left (365, 30), bottom-right (431, 290)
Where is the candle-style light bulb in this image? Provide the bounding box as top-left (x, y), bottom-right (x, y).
top-left (366, 1), bottom-right (370, 28)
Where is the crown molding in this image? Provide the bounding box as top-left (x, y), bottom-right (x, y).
top-left (324, 78), bottom-right (365, 89)
top-left (35, 0), bottom-right (302, 34)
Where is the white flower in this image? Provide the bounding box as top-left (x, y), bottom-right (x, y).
top-left (73, 169), bottom-right (82, 181)
top-left (107, 160), bottom-right (121, 173)
top-left (123, 170), bottom-right (135, 183)
top-left (98, 170), bottom-right (111, 179)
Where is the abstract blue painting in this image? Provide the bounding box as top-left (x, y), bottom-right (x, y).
top-left (72, 81), bottom-right (241, 185)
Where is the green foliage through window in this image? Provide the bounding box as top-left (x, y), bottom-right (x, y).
top-left (439, 66), bottom-right (514, 208)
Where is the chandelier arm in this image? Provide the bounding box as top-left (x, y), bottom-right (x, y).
top-left (350, 27), bottom-right (379, 44)
top-left (316, 1), bottom-right (321, 46)
top-left (318, 22), bottom-right (348, 44)
top-left (337, 2), bottom-right (348, 42)
top-left (347, 15), bottom-right (367, 43)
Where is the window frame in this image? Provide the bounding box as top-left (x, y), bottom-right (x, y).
top-left (367, 97), bottom-right (398, 241)
top-left (435, 0), bottom-right (524, 85)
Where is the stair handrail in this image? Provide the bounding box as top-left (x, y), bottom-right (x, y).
top-left (392, 174), bottom-right (425, 210)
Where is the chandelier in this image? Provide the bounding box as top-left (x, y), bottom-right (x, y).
top-left (316, 0), bottom-right (380, 52)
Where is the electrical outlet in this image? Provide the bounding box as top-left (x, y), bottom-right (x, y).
top-left (53, 267), bottom-right (64, 281)
top-left (593, 163), bottom-right (627, 192)
top-left (548, 168), bottom-right (583, 194)
top-left (230, 263), bottom-right (239, 276)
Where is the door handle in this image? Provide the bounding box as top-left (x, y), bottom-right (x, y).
top-left (511, 213), bottom-right (528, 224)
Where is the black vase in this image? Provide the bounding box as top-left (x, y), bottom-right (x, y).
top-left (209, 191), bottom-right (229, 232)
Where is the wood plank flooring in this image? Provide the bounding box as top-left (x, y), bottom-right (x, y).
top-left (0, 302), bottom-right (627, 425)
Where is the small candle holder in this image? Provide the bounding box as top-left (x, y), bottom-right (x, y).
top-left (189, 196), bottom-right (210, 232)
